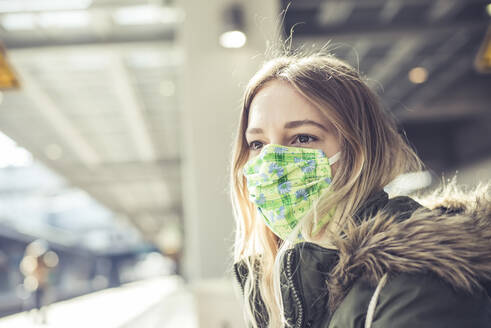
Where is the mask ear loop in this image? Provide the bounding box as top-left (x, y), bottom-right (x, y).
top-left (328, 152), bottom-right (341, 165)
top-left (310, 151), bottom-right (340, 236)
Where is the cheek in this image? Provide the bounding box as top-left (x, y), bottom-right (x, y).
top-left (330, 162), bottom-right (338, 177)
top-left (319, 138), bottom-right (341, 159)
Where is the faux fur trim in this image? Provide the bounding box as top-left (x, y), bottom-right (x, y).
top-left (327, 183), bottom-right (491, 310)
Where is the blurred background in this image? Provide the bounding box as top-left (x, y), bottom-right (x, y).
top-left (0, 0), bottom-right (489, 327)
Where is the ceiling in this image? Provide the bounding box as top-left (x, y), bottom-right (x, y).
top-left (0, 0), bottom-right (183, 250)
top-left (282, 0), bottom-right (491, 173)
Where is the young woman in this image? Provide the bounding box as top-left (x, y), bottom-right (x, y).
top-left (230, 54), bottom-right (491, 328)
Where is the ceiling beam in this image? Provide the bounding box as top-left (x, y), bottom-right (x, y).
top-left (347, 40), bottom-right (372, 70)
top-left (367, 36), bottom-right (423, 89)
top-left (62, 158), bottom-right (180, 171)
top-left (109, 54), bottom-right (158, 162)
top-left (379, 0), bottom-right (403, 23)
top-left (288, 0), bottom-right (487, 9)
top-left (126, 206), bottom-right (182, 219)
top-left (0, 120), bottom-right (175, 226)
top-left (287, 17), bottom-right (488, 40)
top-left (317, 1), bottom-right (355, 26)
top-left (11, 61), bottom-right (102, 167)
top-left (73, 176), bottom-right (182, 192)
top-left (2, 30), bottom-right (175, 50)
top-left (427, 0), bottom-right (463, 22)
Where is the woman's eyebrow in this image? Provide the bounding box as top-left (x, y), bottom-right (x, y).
top-left (284, 120), bottom-right (328, 132)
top-left (245, 127), bottom-right (263, 135)
top-left (246, 120), bottom-right (328, 135)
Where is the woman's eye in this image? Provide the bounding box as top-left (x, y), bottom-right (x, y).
top-left (294, 135), bottom-right (317, 144)
top-left (249, 141), bottom-right (263, 150)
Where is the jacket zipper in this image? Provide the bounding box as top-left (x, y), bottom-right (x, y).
top-left (286, 249), bottom-right (304, 328)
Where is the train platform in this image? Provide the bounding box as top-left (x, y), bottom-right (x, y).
top-left (0, 276), bottom-right (198, 328)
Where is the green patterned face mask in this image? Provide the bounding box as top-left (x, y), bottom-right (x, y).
top-left (243, 144), bottom-right (340, 241)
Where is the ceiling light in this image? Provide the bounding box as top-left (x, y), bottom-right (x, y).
top-left (1, 13), bottom-right (36, 30)
top-left (0, 132), bottom-right (33, 168)
top-left (0, 0), bottom-right (92, 13)
top-left (127, 52), bottom-right (166, 68)
top-left (486, 3), bottom-right (491, 16)
top-left (38, 11), bottom-right (90, 29)
top-left (113, 6), bottom-right (184, 26)
top-left (408, 67), bottom-right (428, 84)
top-left (219, 30), bottom-right (247, 49)
top-left (220, 3), bottom-right (247, 49)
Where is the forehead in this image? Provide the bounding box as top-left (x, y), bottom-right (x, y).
top-left (248, 80), bottom-right (328, 127)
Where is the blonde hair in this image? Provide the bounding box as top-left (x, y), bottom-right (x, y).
top-left (230, 52), bottom-right (422, 327)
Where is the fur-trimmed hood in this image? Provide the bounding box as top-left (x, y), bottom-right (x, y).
top-left (234, 184), bottom-right (491, 327)
top-left (327, 183), bottom-right (491, 310)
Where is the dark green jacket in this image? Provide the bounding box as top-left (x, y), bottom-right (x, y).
top-left (233, 188), bottom-right (491, 327)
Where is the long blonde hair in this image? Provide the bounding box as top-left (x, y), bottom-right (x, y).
top-left (230, 53), bottom-right (422, 327)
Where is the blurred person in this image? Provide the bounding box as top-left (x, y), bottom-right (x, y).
top-left (20, 239), bottom-right (58, 325)
top-left (230, 53), bottom-right (491, 327)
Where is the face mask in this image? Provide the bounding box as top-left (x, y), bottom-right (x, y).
top-left (243, 144), bottom-right (340, 241)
